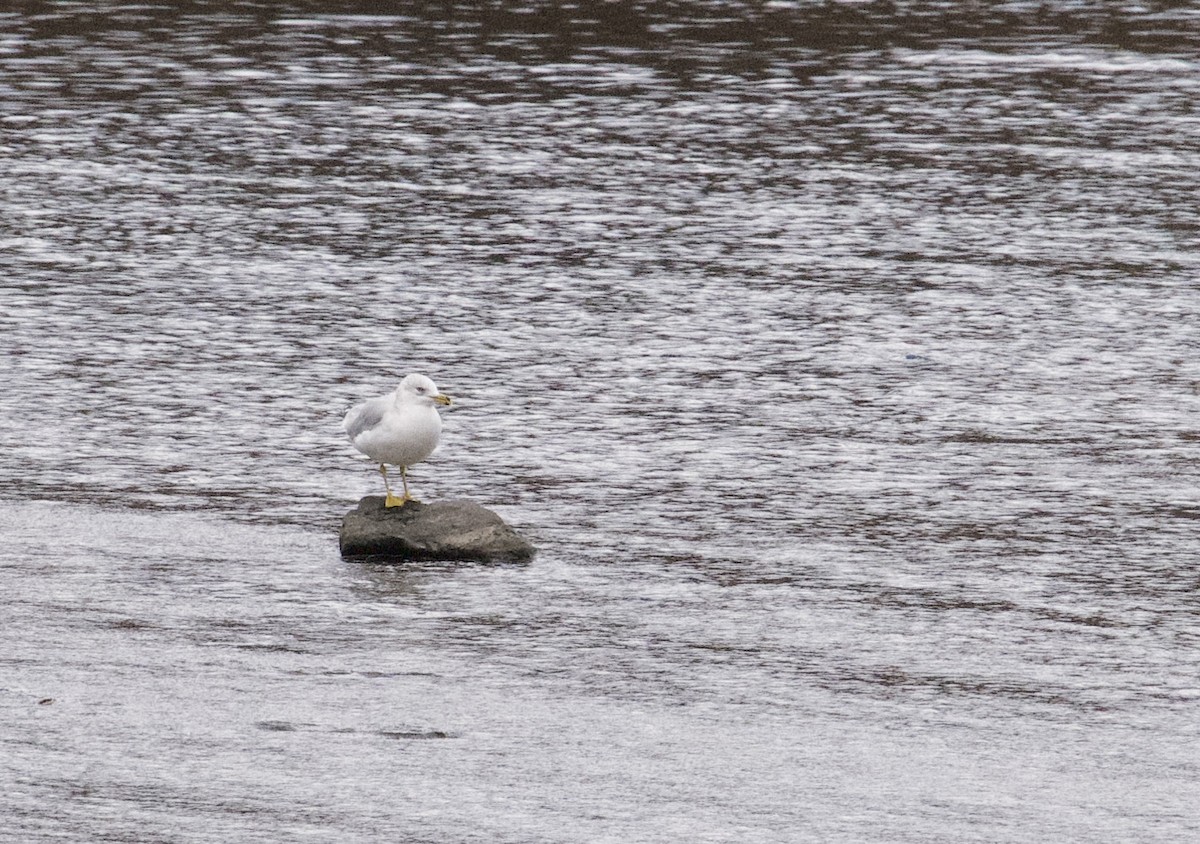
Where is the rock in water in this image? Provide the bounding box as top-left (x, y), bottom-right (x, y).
top-left (339, 497), bottom-right (536, 563)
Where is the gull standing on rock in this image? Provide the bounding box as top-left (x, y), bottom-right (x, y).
top-left (343, 373), bottom-right (451, 507)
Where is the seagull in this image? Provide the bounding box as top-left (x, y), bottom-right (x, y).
top-left (343, 373), bottom-right (451, 507)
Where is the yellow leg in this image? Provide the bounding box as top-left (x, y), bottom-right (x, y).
top-left (380, 465), bottom-right (406, 508)
top-left (399, 466), bottom-right (420, 505)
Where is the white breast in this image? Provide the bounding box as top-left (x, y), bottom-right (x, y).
top-left (350, 402), bottom-right (442, 468)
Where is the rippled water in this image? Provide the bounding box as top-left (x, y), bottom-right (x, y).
top-left (3, 3), bottom-right (1200, 842)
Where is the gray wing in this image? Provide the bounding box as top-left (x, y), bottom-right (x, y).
top-left (342, 395), bottom-right (391, 441)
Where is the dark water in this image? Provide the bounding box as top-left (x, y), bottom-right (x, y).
top-left (2, 3), bottom-right (1199, 841)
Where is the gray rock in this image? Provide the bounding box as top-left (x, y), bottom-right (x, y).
top-left (339, 497), bottom-right (536, 563)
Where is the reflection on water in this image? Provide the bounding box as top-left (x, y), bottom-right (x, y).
top-left (2, 3), bottom-right (1199, 842)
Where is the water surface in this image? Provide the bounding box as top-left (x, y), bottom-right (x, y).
top-left (2, 3), bottom-right (1199, 842)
